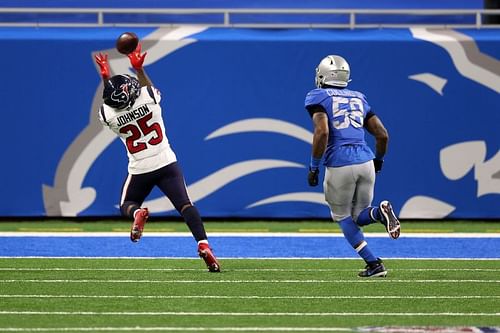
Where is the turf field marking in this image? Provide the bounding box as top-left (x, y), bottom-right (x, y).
top-left (1, 232), bottom-right (499, 238)
top-left (0, 311), bottom-right (498, 316)
top-left (0, 294), bottom-right (498, 299)
top-left (2, 257), bottom-right (499, 260)
top-left (0, 327), bottom-right (354, 332)
top-left (0, 279), bottom-right (498, 283)
top-left (0, 267), bottom-right (499, 272)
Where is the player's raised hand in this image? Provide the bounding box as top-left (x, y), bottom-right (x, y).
top-left (128, 43), bottom-right (147, 70)
top-left (94, 52), bottom-right (110, 79)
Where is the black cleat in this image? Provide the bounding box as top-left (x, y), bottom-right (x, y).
top-left (358, 259), bottom-right (387, 278)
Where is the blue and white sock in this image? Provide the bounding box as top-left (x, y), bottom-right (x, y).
top-left (338, 216), bottom-right (377, 263)
top-left (356, 241), bottom-right (378, 264)
top-left (357, 206), bottom-right (382, 226)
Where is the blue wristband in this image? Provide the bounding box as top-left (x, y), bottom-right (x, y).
top-left (310, 157), bottom-right (321, 170)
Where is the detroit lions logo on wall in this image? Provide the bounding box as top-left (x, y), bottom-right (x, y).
top-left (42, 27), bottom-right (324, 217)
top-left (42, 27), bottom-right (500, 218)
top-left (399, 28), bottom-right (500, 218)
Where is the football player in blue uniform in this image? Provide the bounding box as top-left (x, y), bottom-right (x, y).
top-left (305, 55), bottom-right (400, 277)
top-left (94, 45), bottom-right (220, 272)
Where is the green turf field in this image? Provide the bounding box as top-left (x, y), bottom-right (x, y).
top-left (0, 258), bottom-right (499, 332)
top-left (0, 220), bottom-right (499, 332)
top-left (1, 220), bottom-right (499, 233)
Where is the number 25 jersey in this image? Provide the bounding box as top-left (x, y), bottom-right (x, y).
top-left (99, 85), bottom-right (177, 175)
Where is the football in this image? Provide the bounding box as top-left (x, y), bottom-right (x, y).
top-left (116, 32), bottom-right (139, 55)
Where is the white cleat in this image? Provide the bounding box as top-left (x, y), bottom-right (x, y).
top-left (379, 201), bottom-right (400, 239)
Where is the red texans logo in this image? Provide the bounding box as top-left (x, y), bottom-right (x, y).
top-left (110, 83), bottom-right (130, 103)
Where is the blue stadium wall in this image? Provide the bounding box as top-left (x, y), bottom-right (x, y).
top-left (0, 0), bottom-right (484, 9)
top-left (1, 26), bottom-right (499, 219)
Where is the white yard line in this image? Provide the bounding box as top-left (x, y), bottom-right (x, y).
top-left (0, 267), bottom-right (498, 272)
top-left (0, 327), bottom-right (354, 332)
top-left (1, 256), bottom-right (499, 260)
top-left (0, 232), bottom-right (498, 238)
top-left (0, 279), bottom-right (498, 283)
top-left (0, 311), bottom-right (497, 316)
top-left (0, 294), bottom-right (497, 299)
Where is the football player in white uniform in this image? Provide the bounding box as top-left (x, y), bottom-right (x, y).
top-left (95, 45), bottom-right (220, 272)
top-left (305, 55), bottom-right (400, 277)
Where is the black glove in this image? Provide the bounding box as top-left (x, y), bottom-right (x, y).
top-left (373, 158), bottom-right (384, 173)
top-left (308, 167), bottom-right (319, 186)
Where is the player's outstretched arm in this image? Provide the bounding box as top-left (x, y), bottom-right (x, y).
top-left (128, 44), bottom-right (152, 87)
top-left (94, 53), bottom-right (110, 81)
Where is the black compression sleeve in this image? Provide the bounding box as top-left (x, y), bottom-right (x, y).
top-left (306, 104), bottom-right (327, 118)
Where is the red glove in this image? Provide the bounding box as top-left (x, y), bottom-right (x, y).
top-left (128, 43), bottom-right (147, 70)
top-left (94, 52), bottom-right (110, 79)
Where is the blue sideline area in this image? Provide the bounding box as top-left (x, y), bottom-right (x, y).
top-left (1, 236), bottom-right (498, 259)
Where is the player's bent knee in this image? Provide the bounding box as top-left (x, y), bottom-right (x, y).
top-left (180, 203), bottom-right (193, 214)
top-left (181, 205), bottom-right (199, 218)
top-left (330, 211), bottom-right (349, 223)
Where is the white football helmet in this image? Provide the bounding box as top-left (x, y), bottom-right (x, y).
top-left (315, 55), bottom-right (351, 88)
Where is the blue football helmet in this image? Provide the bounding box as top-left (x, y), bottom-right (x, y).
top-left (103, 74), bottom-right (141, 109)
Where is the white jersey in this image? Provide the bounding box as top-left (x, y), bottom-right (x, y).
top-left (98, 85), bottom-right (177, 175)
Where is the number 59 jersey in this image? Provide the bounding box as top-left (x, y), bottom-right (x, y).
top-left (99, 86), bottom-right (177, 175)
top-left (305, 87), bottom-right (375, 167)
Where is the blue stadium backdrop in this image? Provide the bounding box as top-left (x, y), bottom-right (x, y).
top-left (1, 26), bottom-right (499, 219)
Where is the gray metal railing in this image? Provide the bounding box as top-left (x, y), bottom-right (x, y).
top-left (0, 8), bottom-right (499, 28)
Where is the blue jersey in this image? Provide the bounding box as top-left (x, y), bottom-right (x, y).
top-left (305, 87), bottom-right (375, 167)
